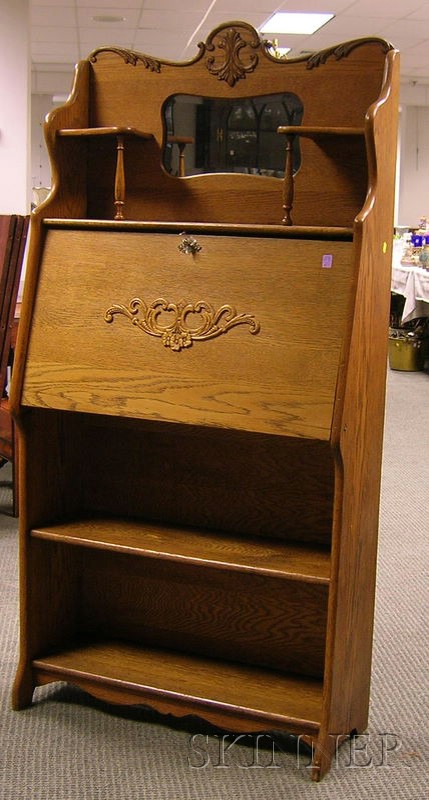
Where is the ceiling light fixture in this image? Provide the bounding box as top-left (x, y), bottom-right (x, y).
top-left (92, 15), bottom-right (126, 23)
top-left (261, 12), bottom-right (334, 35)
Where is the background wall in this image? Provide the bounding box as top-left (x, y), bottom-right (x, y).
top-left (397, 105), bottom-right (429, 228)
top-left (31, 94), bottom-right (55, 193)
top-left (0, 0), bottom-right (30, 214)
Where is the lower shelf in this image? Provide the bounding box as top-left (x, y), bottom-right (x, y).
top-left (32, 640), bottom-right (323, 735)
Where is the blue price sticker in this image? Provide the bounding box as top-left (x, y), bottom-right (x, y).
top-left (322, 254), bottom-right (333, 268)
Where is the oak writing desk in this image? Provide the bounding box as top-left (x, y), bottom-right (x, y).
top-left (11, 23), bottom-right (399, 780)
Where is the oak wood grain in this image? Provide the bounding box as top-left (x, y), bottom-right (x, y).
top-left (78, 549), bottom-right (327, 675)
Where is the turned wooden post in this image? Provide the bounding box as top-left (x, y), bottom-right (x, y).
top-left (282, 134), bottom-right (295, 226)
top-left (114, 134), bottom-right (125, 220)
top-left (177, 142), bottom-right (187, 177)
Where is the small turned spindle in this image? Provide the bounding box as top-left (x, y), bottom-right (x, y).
top-left (282, 134), bottom-right (295, 226)
top-left (114, 134), bottom-right (125, 220)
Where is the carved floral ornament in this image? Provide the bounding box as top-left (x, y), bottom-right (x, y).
top-left (89, 25), bottom-right (393, 82)
top-left (203, 25), bottom-right (260, 86)
top-left (104, 297), bottom-right (260, 352)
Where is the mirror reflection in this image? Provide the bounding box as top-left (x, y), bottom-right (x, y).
top-left (163, 93), bottom-right (304, 178)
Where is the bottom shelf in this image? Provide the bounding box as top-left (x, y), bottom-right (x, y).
top-left (32, 640), bottom-right (323, 735)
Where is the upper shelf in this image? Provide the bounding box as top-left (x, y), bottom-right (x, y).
top-left (56, 127), bottom-right (196, 217)
top-left (30, 517), bottom-right (331, 584)
top-left (57, 126), bottom-right (154, 139)
top-left (277, 126), bottom-right (365, 138)
top-left (57, 127), bottom-right (155, 219)
top-left (277, 125), bottom-right (366, 225)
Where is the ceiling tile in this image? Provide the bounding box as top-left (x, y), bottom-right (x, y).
top-left (133, 30), bottom-right (189, 48)
top-left (80, 30), bottom-right (135, 49)
top-left (407, 4), bottom-right (429, 20)
top-left (381, 18), bottom-right (429, 37)
top-left (213, 0), bottom-right (275, 13)
top-left (27, 0), bottom-right (429, 91)
top-left (138, 10), bottom-right (203, 31)
top-left (343, 0), bottom-right (425, 16)
top-left (31, 42), bottom-right (80, 59)
top-left (31, 52), bottom-right (79, 64)
top-left (31, 1), bottom-right (75, 6)
top-left (401, 39), bottom-right (429, 56)
top-left (194, 11), bottom-right (269, 37)
top-left (144, 1), bottom-right (209, 8)
top-left (273, 0), bottom-right (357, 12)
top-left (31, 26), bottom-right (79, 43)
top-left (76, 0), bottom-right (143, 5)
top-left (31, 6), bottom-right (76, 26)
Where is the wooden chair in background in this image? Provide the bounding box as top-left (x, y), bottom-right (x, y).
top-left (0, 215), bottom-right (29, 516)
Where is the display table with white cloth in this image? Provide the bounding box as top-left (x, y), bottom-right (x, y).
top-left (392, 238), bottom-right (429, 323)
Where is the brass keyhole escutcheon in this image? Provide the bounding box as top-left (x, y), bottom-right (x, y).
top-left (178, 233), bottom-right (202, 255)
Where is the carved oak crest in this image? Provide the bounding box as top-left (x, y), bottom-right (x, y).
top-left (202, 23), bottom-right (260, 86)
top-left (88, 26), bottom-right (393, 83)
top-left (104, 296), bottom-right (261, 351)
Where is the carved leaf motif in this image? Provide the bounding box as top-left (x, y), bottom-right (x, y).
top-left (104, 297), bottom-right (260, 351)
top-left (89, 47), bottom-right (161, 72)
top-left (306, 38), bottom-right (391, 69)
top-left (205, 28), bottom-right (259, 86)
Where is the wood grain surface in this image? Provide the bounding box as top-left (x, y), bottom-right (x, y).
top-left (22, 227), bottom-right (353, 438)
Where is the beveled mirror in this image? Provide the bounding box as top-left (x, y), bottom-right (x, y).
top-left (163, 92), bottom-right (303, 178)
